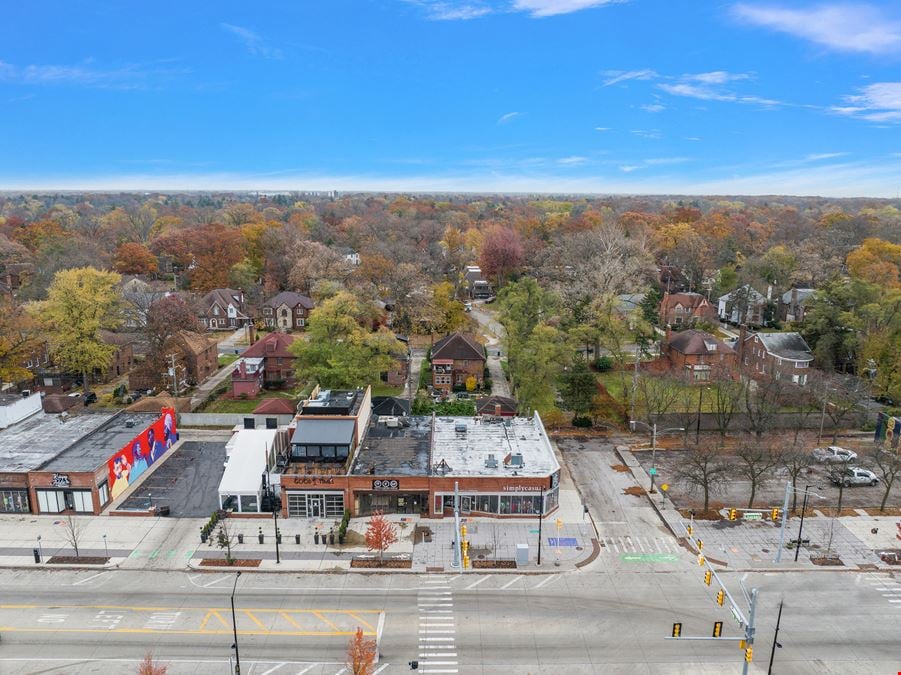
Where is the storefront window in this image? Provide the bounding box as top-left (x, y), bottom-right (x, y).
top-left (544, 487), bottom-right (559, 514)
top-left (240, 495), bottom-right (259, 512)
top-left (0, 489), bottom-right (30, 513)
top-left (499, 497), bottom-right (511, 515)
top-left (98, 481), bottom-right (110, 506)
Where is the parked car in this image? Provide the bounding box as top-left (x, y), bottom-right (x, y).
top-left (455, 392), bottom-right (470, 400)
top-left (463, 302), bottom-right (473, 312)
top-left (83, 392), bottom-right (97, 406)
top-left (831, 467), bottom-right (879, 487)
top-left (67, 391), bottom-right (82, 398)
top-left (812, 446), bottom-right (858, 463)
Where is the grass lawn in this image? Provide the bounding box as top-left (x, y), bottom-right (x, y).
top-left (372, 383), bottom-right (404, 397)
top-left (596, 370), bottom-right (735, 414)
top-left (218, 353), bottom-right (240, 367)
top-left (199, 386), bottom-right (303, 413)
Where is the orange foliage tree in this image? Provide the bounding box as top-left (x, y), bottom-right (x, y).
top-left (114, 242), bottom-right (159, 275)
top-left (137, 652), bottom-right (168, 675)
top-left (364, 510), bottom-right (397, 563)
top-left (346, 626), bottom-right (377, 675)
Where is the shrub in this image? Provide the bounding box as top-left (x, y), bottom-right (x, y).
top-left (594, 356), bottom-right (613, 372)
top-left (572, 416), bottom-right (593, 428)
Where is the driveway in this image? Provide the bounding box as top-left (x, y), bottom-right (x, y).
top-left (470, 304), bottom-right (512, 398)
top-left (405, 347), bottom-right (427, 399)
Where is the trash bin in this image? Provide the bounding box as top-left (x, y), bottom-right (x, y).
top-left (33, 548), bottom-right (41, 564)
top-left (515, 544), bottom-right (529, 566)
top-left (295, 534), bottom-right (301, 545)
top-left (237, 533), bottom-right (244, 544)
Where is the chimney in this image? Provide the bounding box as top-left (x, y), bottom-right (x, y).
top-left (766, 284), bottom-right (773, 301)
top-left (495, 403), bottom-right (502, 417)
top-left (791, 287), bottom-right (798, 308)
top-left (665, 324), bottom-right (672, 345)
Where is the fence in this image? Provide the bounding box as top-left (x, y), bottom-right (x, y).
top-left (178, 412), bottom-right (295, 428)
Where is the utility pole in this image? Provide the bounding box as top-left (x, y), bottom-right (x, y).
top-left (794, 485), bottom-right (813, 562)
top-left (767, 598), bottom-right (784, 674)
top-left (817, 396), bottom-right (828, 445)
top-left (164, 353), bottom-right (185, 396)
top-left (537, 486), bottom-right (544, 566)
top-left (230, 571), bottom-right (242, 674)
top-left (774, 482), bottom-right (791, 563)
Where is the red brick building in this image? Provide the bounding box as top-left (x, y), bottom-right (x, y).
top-left (431, 333), bottom-right (486, 394)
top-left (262, 291), bottom-right (314, 331)
top-left (239, 331), bottom-right (297, 389)
top-left (662, 328), bottom-right (738, 381)
top-left (741, 331), bottom-right (814, 385)
top-left (658, 292), bottom-right (717, 327)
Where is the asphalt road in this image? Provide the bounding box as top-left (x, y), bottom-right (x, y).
top-left (0, 565), bottom-right (898, 674)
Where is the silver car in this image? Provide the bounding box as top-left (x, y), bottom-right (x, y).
top-left (812, 446), bottom-right (858, 463)
top-left (831, 467), bottom-right (878, 487)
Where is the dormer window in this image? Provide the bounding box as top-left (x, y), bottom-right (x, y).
top-left (213, 306), bottom-right (220, 316)
top-left (703, 341), bottom-right (717, 352)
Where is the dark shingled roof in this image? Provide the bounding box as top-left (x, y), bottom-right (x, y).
top-left (432, 333), bottom-right (486, 362)
top-left (263, 291), bottom-right (314, 310)
top-left (475, 396), bottom-right (518, 416)
top-left (667, 329), bottom-right (735, 356)
top-left (752, 332), bottom-right (813, 361)
top-left (371, 396), bottom-right (411, 417)
top-left (253, 398), bottom-right (297, 415)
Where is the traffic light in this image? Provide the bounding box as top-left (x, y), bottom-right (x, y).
top-left (697, 539), bottom-right (703, 551)
top-left (672, 622), bottom-right (682, 638)
top-left (745, 646), bottom-right (753, 663)
top-left (716, 589), bottom-right (725, 606)
top-left (712, 621), bottom-right (722, 638)
top-left (461, 525), bottom-right (467, 538)
top-left (771, 507), bottom-right (780, 521)
top-left (686, 525), bottom-right (693, 537)
top-left (704, 570), bottom-right (712, 586)
top-left (698, 554), bottom-right (705, 566)
top-left (729, 508), bottom-right (737, 521)
top-left (739, 639), bottom-right (746, 650)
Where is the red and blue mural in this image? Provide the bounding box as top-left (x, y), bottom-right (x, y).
top-left (107, 408), bottom-right (177, 500)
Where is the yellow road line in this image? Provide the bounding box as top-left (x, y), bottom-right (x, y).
top-left (313, 611), bottom-right (342, 632)
top-left (279, 611), bottom-right (304, 630)
top-left (349, 612), bottom-right (376, 633)
top-left (209, 611), bottom-right (232, 630)
top-left (243, 610), bottom-right (267, 630)
top-left (0, 604), bottom-right (381, 614)
top-left (0, 626), bottom-right (375, 636)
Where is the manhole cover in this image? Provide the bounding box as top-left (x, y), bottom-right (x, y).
top-left (576, 546), bottom-right (584, 551)
top-left (477, 554), bottom-right (485, 559)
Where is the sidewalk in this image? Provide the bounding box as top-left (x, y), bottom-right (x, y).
top-left (190, 328), bottom-right (247, 409)
top-left (617, 445), bottom-right (900, 571)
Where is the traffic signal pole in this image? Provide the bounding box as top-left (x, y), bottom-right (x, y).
top-left (775, 482), bottom-right (791, 563)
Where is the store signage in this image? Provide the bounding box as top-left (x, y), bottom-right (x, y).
top-left (372, 479), bottom-right (399, 490)
top-left (295, 477), bottom-right (335, 485)
top-left (51, 473), bottom-right (71, 487)
top-left (502, 485), bottom-right (542, 492)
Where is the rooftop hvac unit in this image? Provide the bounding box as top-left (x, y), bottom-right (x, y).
top-left (485, 454), bottom-right (498, 469)
top-left (455, 423), bottom-right (467, 434)
top-left (509, 453), bottom-right (524, 468)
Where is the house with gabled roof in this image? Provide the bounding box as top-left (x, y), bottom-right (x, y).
top-left (662, 328), bottom-right (738, 381)
top-left (237, 331), bottom-right (297, 390)
top-left (431, 333), bottom-right (486, 393)
top-left (742, 331), bottom-right (814, 385)
top-left (717, 285), bottom-right (768, 326)
top-left (659, 292), bottom-right (716, 327)
top-left (262, 291), bottom-right (315, 331)
top-left (780, 288), bottom-right (816, 323)
top-left (198, 288), bottom-right (251, 331)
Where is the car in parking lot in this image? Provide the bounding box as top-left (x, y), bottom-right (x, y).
top-left (812, 446), bottom-right (858, 463)
top-left (831, 467), bottom-right (879, 487)
top-left (83, 392), bottom-right (97, 406)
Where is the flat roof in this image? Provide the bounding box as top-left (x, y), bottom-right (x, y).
top-left (430, 415), bottom-right (559, 478)
top-left (41, 412), bottom-right (161, 472)
top-left (290, 418), bottom-right (356, 446)
top-left (219, 429), bottom-right (275, 495)
top-left (299, 389), bottom-right (364, 416)
top-left (0, 412), bottom-right (115, 473)
top-left (351, 417), bottom-right (432, 477)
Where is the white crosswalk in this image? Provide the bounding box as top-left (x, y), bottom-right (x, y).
top-left (864, 572), bottom-right (901, 609)
top-left (601, 535), bottom-right (681, 554)
top-left (417, 576), bottom-right (459, 674)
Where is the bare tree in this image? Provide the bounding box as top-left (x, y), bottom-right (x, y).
top-left (869, 446), bottom-right (901, 513)
top-left (779, 438), bottom-right (816, 513)
top-left (735, 439), bottom-right (784, 508)
top-left (636, 372), bottom-right (682, 427)
top-left (62, 515), bottom-right (83, 560)
top-left (216, 519), bottom-right (238, 565)
top-left (708, 369), bottom-right (743, 441)
top-left (673, 441), bottom-right (730, 512)
top-left (744, 376), bottom-right (789, 439)
top-left (812, 373), bottom-right (869, 444)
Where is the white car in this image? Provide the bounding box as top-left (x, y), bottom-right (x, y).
top-left (831, 467), bottom-right (879, 487)
top-left (812, 446), bottom-right (858, 463)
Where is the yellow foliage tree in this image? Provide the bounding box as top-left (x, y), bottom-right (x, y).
top-left (846, 238), bottom-right (901, 288)
top-left (465, 375), bottom-right (477, 392)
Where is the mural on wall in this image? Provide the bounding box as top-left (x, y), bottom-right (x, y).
top-left (108, 409), bottom-right (177, 499)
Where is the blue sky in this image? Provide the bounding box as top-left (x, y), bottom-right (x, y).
top-left (1, 1), bottom-right (901, 196)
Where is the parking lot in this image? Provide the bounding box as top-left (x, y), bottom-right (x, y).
top-left (118, 441), bottom-right (226, 517)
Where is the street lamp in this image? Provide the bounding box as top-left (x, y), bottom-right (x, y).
top-left (695, 386), bottom-right (711, 443)
top-left (262, 471), bottom-right (280, 564)
top-left (102, 534), bottom-right (108, 559)
top-left (629, 420), bottom-right (685, 493)
top-left (230, 571), bottom-right (242, 674)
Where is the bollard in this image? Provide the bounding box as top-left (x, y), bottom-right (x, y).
top-left (33, 548), bottom-right (41, 564)
top-left (295, 533), bottom-right (300, 545)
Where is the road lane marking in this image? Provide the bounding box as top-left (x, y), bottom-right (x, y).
top-left (465, 576), bottom-right (489, 590)
top-left (244, 610), bottom-right (268, 630)
top-left (500, 575), bottom-right (523, 589)
top-left (420, 629), bottom-right (455, 633)
top-left (0, 626), bottom-right (375, 636)
top-left (314, 611), bottom-right (342, 632)
top-left (372, 665), bottom-right (390, 674)
top-left (532, 576), bottom-right (560, 590)
top-left (202, 575), bottom-right (231, 588)
top-left (419, 653), bottom-right (457, 657)
top-left (349, 612), bottom-right (376, 633)
top-left (279, 612), bottom-right (304, 630)
top-left (420, 637), bottom-right (455, 641)
top-left (72, 571), bottom-right (110, 586)
top-left (294, 666), bottom-right (318, 675)
top-left (260, 665), bottom-right (285, 675)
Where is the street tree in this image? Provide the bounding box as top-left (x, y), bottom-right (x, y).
top-left (635, 372), bottom-right (682, 427)
top-left (735, 439), bottom-right (784, 508)
top-left (559, 360), bottom-right (597, 422)
top-left (870, 446), bottom-right (901, 513)
top-left (708, 369), bottom-right (743, 441)
top-left (29, 267), bottom-right (123, 392)
top-left (812, 373), bottom-right (870, 444)
top-left (62, 515), bottom-right (83, 560)
top-left (673, 441), bottom-right (730, 512)
top-left (511, 323), bottom-right (569, 415)
top-left (216, 520), bottom-right (238, 565)
top-left (346, 626), bottom-right (377, 675)
top-left (744, 376), bottom-right (790, 439)
top-left (364, 511), bottom-right (397, 564)
top-left (137, 652), bottom-right (168, 675)
top-left (779, 439), bottom-right (816, 514)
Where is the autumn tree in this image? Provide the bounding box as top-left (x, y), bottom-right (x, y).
top-left (480, 225), bottom-right (524, 287)
top-left (0, 296), bottom-right (39, 383)
top-left (846, 238), bottom-right (901, 288)
top-left (870, 445), bottom-right (901, 513)
top-left (559, 360), bottom-right (597, 421)
top-left (143, 295), bottom-right (201, 383)
top-left (365, 510), bottom-right (398, 563)
top-left (137, 652), bottom-right (168, 675)
top-left (114, 242), bottom-right (159, 275)
top-left (346, 626), bottom-right (377, 675)
top-left (29, 267), bottom-right (123, 392)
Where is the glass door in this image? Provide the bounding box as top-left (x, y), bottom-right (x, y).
top-left (308, 494), bottom-right (324, 518)
top-left (461, 496), bottom-right (471, 513)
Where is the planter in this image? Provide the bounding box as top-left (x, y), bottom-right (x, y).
top-left (276, 534), bottom-right (282, 545)
top-left (295, 534), bottom-right (301, 545)
top-left (329, 533), bottom-right (335, 545)
top-left (200, 529), bottom-right (208, 544)
top-left (237, 533), bottom-right (244, 544)
top-left (338, 535), bottom-right (345, 545)
top-left (314, 533), bottom-right (320, 544)
top-left (258, 534), bottom-right (264, 544)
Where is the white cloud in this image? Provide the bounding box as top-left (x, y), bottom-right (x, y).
top-left (221, 23), bottom-right (283, 59)
top-left (684, 136), bottom-right (702, 142)
top-left (640, 103), bottom-right (666, 113)
top-left (497, 111), bottom-right (523, 124)
top-left (631, 129), bottom-right (662, 139)
top-left (594, 127), bottom-right (612, 132)
top-left (601, 69), bottom-right (657, 86)
top-left (833, 82), bottom-right (901, 123)
top-left (0, 59), bottom-right (187, 89)
top-left (512, 0), bottom-right (623, 18)
top-left (558, 156), bottom-right (588, 165)
top-left (732, 3), bottom-right (901, 54)
top-left (659, 78), bottom-right (783, 107)
top-left (686, 71), bottom-right (751, 85)
top-left (805, 152), bottom-right (847, 162)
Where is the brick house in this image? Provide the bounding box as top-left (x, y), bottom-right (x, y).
top-left (659, 292), bottom-right (717, 327)
top-left (231, 358), bottom-right (265, 397)
top-left (198, 288), bottom-right (251, 331)
top-left (662, 328), bottom-right (738, 381)
top-left (129, 330), bottom-right (218, 391)
top-left (238, 331), bottom-right (297, 389)
top-left (431, 333), bottom-right (486, 393)
top-left (717, 285), bottom-right (768, 326)
top-left (262, 291), bottom-right (314, 331)
top-left (98, 331), bottom-right (136, 382)
top-left (779, 288), bottom-right (816, 323)
top-left (741, 331), bottom-right (814, 385)
top-left (476, 396), bottom-right (518, 417)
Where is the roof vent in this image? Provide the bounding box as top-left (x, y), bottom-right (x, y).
top-left (485, 454), bottom-right (498, 469)
top-left (509, 453), bottom-right (524, 468)
top-left (434, 458), bottom-right (452, 476)
top-left (455, 423), bottom-right (467, 434)
top-left (125, 420), bottom-right (135, 428)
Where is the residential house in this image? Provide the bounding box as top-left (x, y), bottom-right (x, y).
top-left (780, 288), bottom-right (816, 323)
top-left (742, 331), bottom-right (814, 385)
top-left (431, 333), bottom-right (487, 394)
top-left (371, 396), bottom-right (411, 417)
top-left (337, 247), bottom-right (361, 266)
top-left (659, 292), bottom-right (717, 327)
top-left (476, 396), bottom-right (518, 417)
top-left (129, 330), bottom-right (218, 391)
top-left (463, 266), bottom-right (492, 299)
top-left (662, 328), bottom-right (738, 381)
top-left (384, 334), bottom-right (409, 387)
top-left (120, 277), bottom-right (173, 329)
top-left (231, 358), bottom-right (265, 398)
top-left (98, 331), bottom-right (136, 382)
top-left (239, 331), bottom-right (297, 389)
top-left (253, 398), bottom-right (297, 416)
top-left (262, 291), bottom-right (314, 331)
top-left (198, 288), bottom-right (251, 331)
top-left (717, 285), bottom-right (768, 326)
